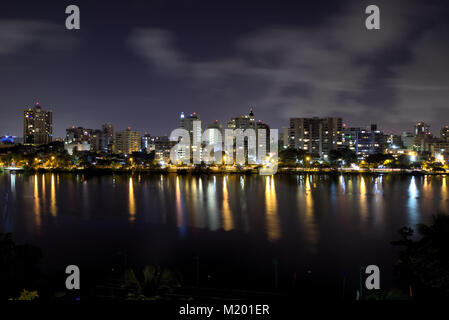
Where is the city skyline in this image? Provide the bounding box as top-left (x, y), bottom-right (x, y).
top-left (2, 0), bottom-right (449, 306)
top-left (0, 0), bottom-right (448, 138)
top-left (0, 101), bottom-right (448, 139)
top-left (10, 101), bottom-right (449, 165)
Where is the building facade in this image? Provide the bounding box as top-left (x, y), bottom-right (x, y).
top-left (178, 112), bottom-right (202, 163)
top-left (342, 125), bottom-right (383, 158)
top-left (114, 128), bottom-right (141, 155)
top-left (66, 126), bottom-right (93, 144)
top-left (289, 117), bottom-right (343, 159)
top-left (24, 102), bottom-right (53, 145)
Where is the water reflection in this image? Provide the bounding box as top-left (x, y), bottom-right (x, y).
top-left (197, 178), bottom-right (205, 229)
top-left (34, 175), bottom-right (41, 232)
top-left (189, 178), bottom-right (198, 228)
top-left (339, 175), bottom-right (345, 192)
top-left (175, 176), bottom-right (186, 235)
top-left (373, 176), bottom-right (384, 226)
top-left (129, 177), bottom-right (136, 223)
top-left (5, 173), bottom-right (448, 250)
top-left (222, 176), bottom-right (233, 231)
top-left (423, 176), bottom-right (433, 210)
top-left (408, 176), bottom-right (419, 226)
top-left (10, 173), bottom-right (15, 192)
top-left (265, 176), bottom-right (280, 242)
top-left (42, 174), bottom-right (46, 197)
top-left (297, 175), bottom-right (319, 253)
top-left (207, 177), bottom-right (219, 231)
top-left (441, 176), bottom-right (447, 212)
top-left (50, 174), bottom-right (57, 217)
top-left (359, 176), bottom-right (367, 224)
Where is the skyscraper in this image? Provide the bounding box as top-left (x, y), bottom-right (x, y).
top-left (23, 102), bottom-right (53, 145)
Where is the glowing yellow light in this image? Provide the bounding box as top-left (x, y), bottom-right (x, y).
top-left (34, 175), bottom-right (41, 232)
top-left (50, 174), bottom-right (57, 217)
top-left (265, 176), bottom-right (280, 241)
top-left (222, 176), bottom-right (233, 231)
top-left (129, 177), bottom-right (136, 222)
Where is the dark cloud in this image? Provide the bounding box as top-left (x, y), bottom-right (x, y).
top-left (127, 0), bottom-right (449, 134)
top-left (0, 19), bottom-right (79, 55)
top-left (0, 0), bottom-right (448, 137)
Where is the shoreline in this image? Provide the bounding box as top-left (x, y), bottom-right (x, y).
top-left (1, 166), bottom-right (446, 176)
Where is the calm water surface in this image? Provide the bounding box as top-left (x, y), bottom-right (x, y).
top-left (1, 173), bottom-right (448, 295)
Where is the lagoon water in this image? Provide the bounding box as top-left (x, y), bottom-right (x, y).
top-left (1, 172), bottom-right (448, 296)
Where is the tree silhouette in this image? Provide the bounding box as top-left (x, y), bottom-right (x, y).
top-left (392, 214), bottom-right (449, 299)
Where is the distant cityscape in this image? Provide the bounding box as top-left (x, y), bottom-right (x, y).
top-left (0, 101), bottom-right (448, 171)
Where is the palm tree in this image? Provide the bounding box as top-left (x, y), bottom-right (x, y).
top-left (122, 265), bottom-right (182, 300)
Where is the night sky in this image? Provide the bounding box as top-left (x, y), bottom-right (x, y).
top-left (0, 0), bottom-right (448, 138)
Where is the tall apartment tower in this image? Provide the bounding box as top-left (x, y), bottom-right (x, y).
top-left (101, 123), bottom-right (114, 151)
top-left (179, 112), bottom-right (202, 143)
top-left (226, 108), bottom-right (271, 163)
top-left (90, 124), bottom-right (114, 153)
top-left (24, 102), bottom-right (53, 145)
top-left (178, 112), bottom-right (203, 163)
top-left (227, 108), bottom-right (256, 130)
top-left (114, 127), bottom-right (141, 155)
top-left (289, 117), bottom-right (343, 159)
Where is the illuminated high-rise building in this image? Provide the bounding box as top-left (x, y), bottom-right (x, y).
top-left (179, 112), bottom-right (202, 143)
top-left (415, 122), bottom-right (431, 137)
top-left (23, 102), bottom-right (53, 145)
top-left (226, 108), bottom-right (271, 163)
top-left (289, 117), bottom-right (343, 159)
top-left (227, 108), bottom-right (256, 130)
top-left (178, 112), bottom-right (202, 163)
top-left (141, 133), bottom-right (151, 152)
top-left (114, 128), bottom-right (141, 155)
top-left (414, 122), bottom-right (432, 151)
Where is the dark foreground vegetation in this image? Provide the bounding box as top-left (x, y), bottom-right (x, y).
top-left (2, 213), bottom-right (449, 301)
